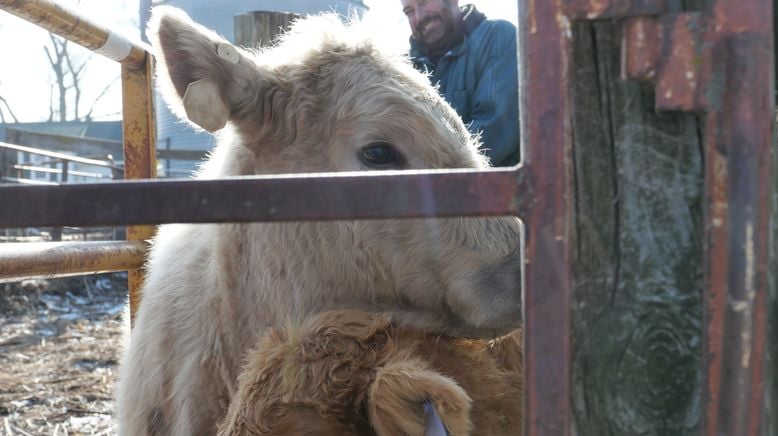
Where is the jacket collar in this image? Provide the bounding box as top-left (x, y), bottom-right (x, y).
top-left (409, 4), bottom-right (486, 62)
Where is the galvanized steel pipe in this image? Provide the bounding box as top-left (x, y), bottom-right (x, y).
top-left (0, 240), bottom-right (145, 283)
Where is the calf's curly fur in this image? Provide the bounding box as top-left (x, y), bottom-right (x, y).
top-left (218, 310), bottom-right (523, 436)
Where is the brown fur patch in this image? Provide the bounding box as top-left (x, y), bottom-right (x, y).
top-left (218, 310), bottom-right (522, 435)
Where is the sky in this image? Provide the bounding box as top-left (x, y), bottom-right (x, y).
top-left (0, 0), bottom-right (517, 123)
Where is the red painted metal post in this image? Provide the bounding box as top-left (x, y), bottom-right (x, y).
top-left (702, 0), bottom-right (774, 434)
top-left (519, 1), bottom-right (574, 434)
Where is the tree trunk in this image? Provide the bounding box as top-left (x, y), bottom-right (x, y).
top-left (570, 9), bottom-right (706, 436)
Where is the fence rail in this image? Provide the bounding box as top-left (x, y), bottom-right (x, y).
top-left (0, 168), bottom-right (524, 227)
top-left (0, 240), bottom-right (145, 283)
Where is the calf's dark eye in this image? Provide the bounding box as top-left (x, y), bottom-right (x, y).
top-left (360, 142), bottom-right (403, 168)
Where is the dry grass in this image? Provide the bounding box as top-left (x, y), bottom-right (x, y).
top-left (0, 274), bottom-right (126, 435)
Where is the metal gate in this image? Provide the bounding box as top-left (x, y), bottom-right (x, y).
top-left (0, 0), bottom-right (773, 434)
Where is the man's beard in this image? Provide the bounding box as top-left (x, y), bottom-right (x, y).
top-left (414, 12), bottom-right (455, 54)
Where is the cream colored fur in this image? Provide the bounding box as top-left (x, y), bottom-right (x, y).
top-left (117, 7), bottom-right (522, 435)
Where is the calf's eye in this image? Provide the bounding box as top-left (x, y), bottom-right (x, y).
top-left (360, 142), bottom-right (404, 168)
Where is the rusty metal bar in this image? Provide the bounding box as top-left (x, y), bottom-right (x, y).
top-left (0, 0), bottom-right (148, 69)
top-left (120, 55), bottom-right (157, 324)
top-left (653, 13), bottom-right (707, 112)
top-left (565, 0), bottom-right (667, 19)
top-left (519, 1), bottom-right (574, 434)
top-left (622, 13), bottom-right (710, 112)
top-left (0, 169), bottom-right (525, 227)
top-left (621, 16), bottom-right (662, 81)
top-left (0, 240), bottom-right (145, 283)
top-left (702, 0), bottom-right (773, 433)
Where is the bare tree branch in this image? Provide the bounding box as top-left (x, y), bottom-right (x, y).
top-left (48, 83), bottom-right (55, 122)
top-left (0, 95), bottom-right (20, 123)
top-left (64, 50), bottom-right (92, 120)
top-left (84, 76), bottom-right (120, 121)
top-left (45, 33), bottom-right (69, 121)
top-left (42, 29), bottom-right (116, 122)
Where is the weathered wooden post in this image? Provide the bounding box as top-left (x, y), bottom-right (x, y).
top-left (233, 11), bottom-right (299, 49)
top-left (572, 16), bottom-right (705, 431)
top-left (566, 0), bottom-right (775, 433)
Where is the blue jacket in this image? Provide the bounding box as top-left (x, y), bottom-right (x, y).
top-left (410, 5), bottom-right (519, 167)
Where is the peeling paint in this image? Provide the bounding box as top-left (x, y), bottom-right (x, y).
top-left (745, 223), bottom-right (755, 294)
top-left (557, 13), bottom-right (572, 39)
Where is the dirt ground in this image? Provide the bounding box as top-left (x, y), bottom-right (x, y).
top-left (0, 273), bottom-right (127, 435)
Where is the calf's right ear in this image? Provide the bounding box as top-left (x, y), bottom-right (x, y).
top-left (148, 6), bottom-right (265, 132)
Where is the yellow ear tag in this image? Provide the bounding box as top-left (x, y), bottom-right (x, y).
top-left (182, 79), bottom-right (229, 132)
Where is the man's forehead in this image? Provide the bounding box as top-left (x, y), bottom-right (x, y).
top-left (401, 0), bottom-right (455, 9)
top-left (400, 0), bottom-right (416, 9)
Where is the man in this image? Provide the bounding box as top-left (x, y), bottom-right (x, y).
top-left (401, 0), bottom-right (519, 167)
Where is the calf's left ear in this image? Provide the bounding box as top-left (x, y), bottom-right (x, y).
top-left (148, 6), bottom-right (266, 132)
top-left (367, 359), bottom-right (473, 436)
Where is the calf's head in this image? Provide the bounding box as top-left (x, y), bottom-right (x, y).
top-left (149, 8), bottom-right (522, 337)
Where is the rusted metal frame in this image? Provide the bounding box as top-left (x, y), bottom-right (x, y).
top-left (622, 13), bottom-right (710, 111)
top-left (121, 56), bottom-right (157, 325)
top-left (564, 0), bottom-right (667, 19)
top-left (519, 1), bottom-right (576, 434)
top-left (0, 0), bottom-right (148, 69)
top-left (621, 0), bottom-right (773, 433)
top-left (0, 169), bottom-right (526, 227)
top-left (701, 0), bottom-right (773, 434)
top-left (0, 240), bottom-right (145, 283)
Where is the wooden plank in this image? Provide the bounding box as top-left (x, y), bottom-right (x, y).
top-left (569, 5), bottom-right (706, 434)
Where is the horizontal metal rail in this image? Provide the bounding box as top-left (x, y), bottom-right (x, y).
top-left (0, 168), bottom-right (526, 227)
top-left (0, 0), bottom-right (149, 69)
top-left (0, 240), bottom-right (145, 283)
top-left (0, 142), bottom-right (118, 169)
top-left (3, 177), bottom-right (59, 185)
top-left (13, 164), bottom-right (111, 179)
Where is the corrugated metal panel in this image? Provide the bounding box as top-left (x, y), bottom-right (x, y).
top-left (152, 0), bottom-right (366, 177)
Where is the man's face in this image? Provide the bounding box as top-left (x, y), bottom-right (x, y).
top-left (401, 0), bottom-right (460, 51)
